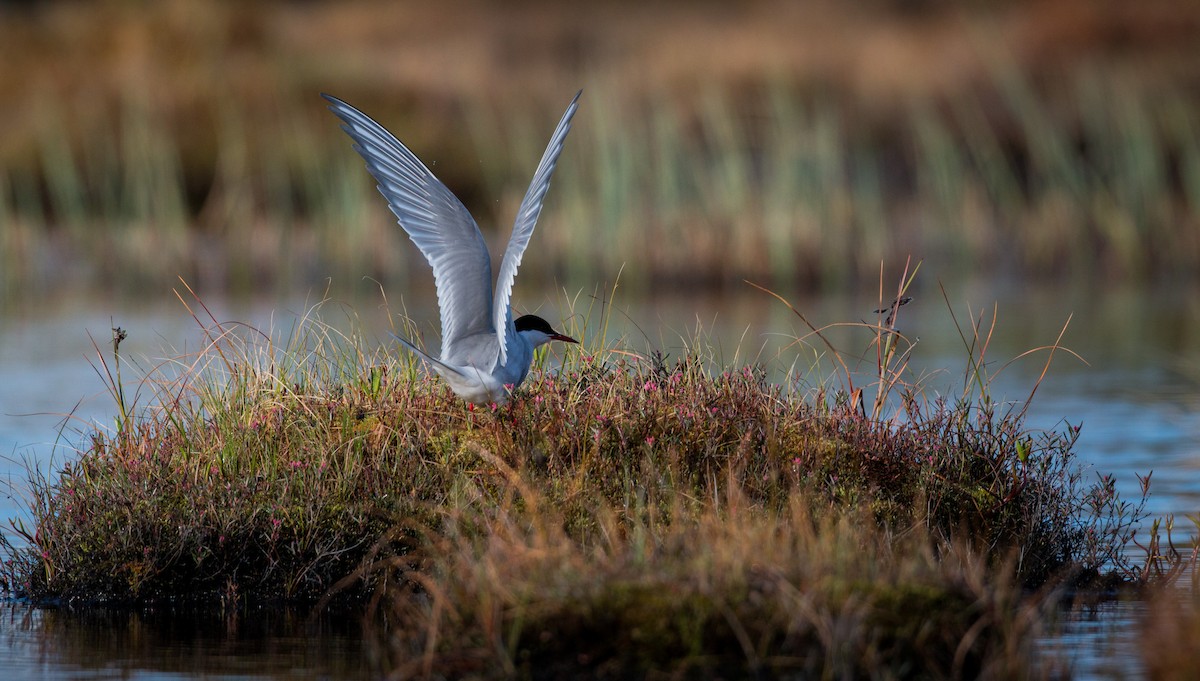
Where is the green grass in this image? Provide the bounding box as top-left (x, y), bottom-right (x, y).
top-left (2, 279), bottom-right (1184, 676)
top-left (1, 65), bottom-right (1198, 299)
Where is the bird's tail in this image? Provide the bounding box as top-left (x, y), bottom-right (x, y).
top-left (391, 333), bottom-right (470, 379)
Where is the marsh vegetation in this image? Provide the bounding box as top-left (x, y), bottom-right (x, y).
top-left (3, 281), bottom-right (1195, 677)
top-left (2, 0), bottom-right (1199, 298)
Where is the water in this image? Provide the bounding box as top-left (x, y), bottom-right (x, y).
top-left (1037, 599), bottom-right (1149, 680)
top-left (0, 603), bottom-right (373, 680)
top-left (2, 278), bottom-right (1198, 679)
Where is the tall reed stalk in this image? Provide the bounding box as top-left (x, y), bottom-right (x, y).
top-left (1, 68), bottom-right (1197, 298)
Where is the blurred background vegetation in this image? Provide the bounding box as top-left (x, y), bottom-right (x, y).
top-left (0, 0), bottom-right (1198, 300)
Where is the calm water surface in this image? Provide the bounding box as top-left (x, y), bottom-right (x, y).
top-left (2, 278), bottom-right (1198, 679)
top-left (0, 602), bottom-right (373, 680)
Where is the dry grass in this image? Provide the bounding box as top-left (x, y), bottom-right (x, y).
top-left (1140, 588), bottom-right (1200, 681)
top-left (4, 0), bottom-right (1196, 156)
top-left (379, 478), bottom-right (1051, 679)
top-left (1, 0), bottom-right (1199, 297)
top-left (1134, 516), bottom-right (1200, 681)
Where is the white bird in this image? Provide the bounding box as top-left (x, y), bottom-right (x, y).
top-left (323, 90), bottom-right (581, 405)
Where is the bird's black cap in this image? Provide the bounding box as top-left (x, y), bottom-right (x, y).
top-left (515, 315), bottom-right (578, 343)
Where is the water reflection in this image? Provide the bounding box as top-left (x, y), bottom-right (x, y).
top-left (1040, 600), bottom-right (1147, 680)
top-left (0, 602), bottom-right (373, 680)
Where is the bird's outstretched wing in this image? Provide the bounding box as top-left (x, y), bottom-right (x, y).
top-left (324, 94), bottom-right (494, 361)
top-left (492, 90), bottom-right (581, 367)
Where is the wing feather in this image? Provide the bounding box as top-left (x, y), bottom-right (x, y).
top-left (323, 94), bottom-right (494, 361)
top-left (492, 91), bottom-right (581, 367)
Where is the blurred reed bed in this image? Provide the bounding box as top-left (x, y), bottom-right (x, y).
top-left (1, 66), bottom-right (1198, 298)
top-left (522, 71), bottom-right (1200, 288)
top-left (0, 84), bottom-right (412, 295)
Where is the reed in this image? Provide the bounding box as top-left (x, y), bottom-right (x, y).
top-left (2, 63), bottom-right (1199, 299)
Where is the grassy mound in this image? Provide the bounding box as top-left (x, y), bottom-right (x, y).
top-left (0, 289), bottom-right (1169, 676)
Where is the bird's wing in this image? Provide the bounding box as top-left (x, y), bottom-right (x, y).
top-left (492, 90), bottom-right (581, 368)
top-left (324, 94), bottom-right (494, 361)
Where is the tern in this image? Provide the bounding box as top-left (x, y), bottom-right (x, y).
top-left (323, 91), bottom-right (581, 405)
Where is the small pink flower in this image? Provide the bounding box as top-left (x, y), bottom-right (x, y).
top-left (645, 436), bottom-right (656, 446)
top-left (534, 395), bottom-right (543, 404)
top-left (642, 381), bottom-right (657, 392)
